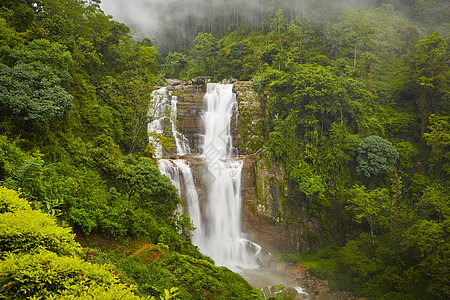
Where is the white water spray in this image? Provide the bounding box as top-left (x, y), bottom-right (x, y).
top-left (172, 160), bottom-right (203, 245)
top-left (199, 83), bottom-right (261, 269)
top-left (158, 159), bottom-right (202, 242)
top-left (158, 159), bottom-right (182, 193)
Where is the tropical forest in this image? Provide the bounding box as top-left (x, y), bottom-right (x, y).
top-left (0, 0), bottom-right (448, 299)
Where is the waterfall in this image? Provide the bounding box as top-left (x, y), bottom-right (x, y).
top-left (158, 159), bottom-right (181, 193)
top-left (148, 89), bottom-right (165, 158)
top-left (199, 83), bottom-right (261, 269)
top-left (158, 159), bottom-right (202, 244)
top-left (148, 87), bottom-right (190, 158)
top-left (153, 83), bottom-right (261, 270)
top-left (172, 160), bottom-right (202, 246)
top-left (170, 97), bottom-right (191, 155)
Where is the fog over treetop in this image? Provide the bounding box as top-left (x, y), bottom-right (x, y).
top-left (100, 0), bottom-right (369, 28)
top-left (99, 0), bottom-right (373, 49)
top-left (99, 0), bottom-right (449, 54)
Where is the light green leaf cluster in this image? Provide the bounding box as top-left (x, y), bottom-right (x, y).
top-left (0, 251), bottom-right (124, 299)
top-left (0, 187), bottom-right (81, 256)
top-left (0, 185), bottom-right (31, 213)
top-left (423, 114), bottom-right (450, 175)
top-left (0, 186), bottom-right (152, 299)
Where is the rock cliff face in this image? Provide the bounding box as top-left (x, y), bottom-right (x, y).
top-left (166, 81), bottom-right (206, 154)
top-left (169, 79), bottom-right (320, 256)
top-left (233, 81), bottom-right (321, 255)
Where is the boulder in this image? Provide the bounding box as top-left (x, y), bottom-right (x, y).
top-left (276, 262), bottom-right (287, 272)
top-left (166, 79), bottom-right (183, 86)
top-left (315, 289), bottom-right (330, 300)
top-left (192, 76), bottom-right (211, 86)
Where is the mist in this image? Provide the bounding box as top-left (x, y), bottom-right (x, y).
top-left (100, 0), bottom-right (372, 41)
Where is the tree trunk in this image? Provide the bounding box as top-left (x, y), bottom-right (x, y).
top-left (261, 0), bottom-right (264, 32)
top-left (420, 92), bottom-right (431, 137)
top-left (278, 25), bottom-right (283, 51)
top-left (370, 222), bottom-right (375, 246)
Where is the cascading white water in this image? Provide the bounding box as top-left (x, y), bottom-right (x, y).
top-left (151, 83), bottom-right (309, 294)
top-left (158, 159), bottom-right (202, 241)
top-left (172, 160), bottom-right (202, 246)
top-left (148, 89), bottom-right (165, 158)
top-left (170, 97), bottom-right (191, 155)
top-left (153, 83), bottom-right (261, 270)
top-left (199, 83), bottom-right (261, 269)
top-left (148, 87), bottom-right (190, 158)
top-left (158, 159), bottom-right (182, 193)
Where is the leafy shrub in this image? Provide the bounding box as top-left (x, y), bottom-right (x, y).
top-left (125, 207), bottom-right (160, 241)
top-left (0, 251), bottom-right (138, 299)
top-left (0, 186), bottom-right (31, 213)
top-left (47, 284), bottom-right (142, 300)
top-left (0, 39), bottom-right (73, 123)
top-left (6, 154), bottom-right (44, 200)
top-left (0, 187), bottom-right (81, 256)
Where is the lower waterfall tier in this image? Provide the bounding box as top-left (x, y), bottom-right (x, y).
top-left (158, 157), bottom-right (261, 269)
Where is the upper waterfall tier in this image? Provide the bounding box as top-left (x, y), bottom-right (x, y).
top-left (202, 83), bottom-right (238, 161)
top-left (148, 87), bottom-right (191, 158)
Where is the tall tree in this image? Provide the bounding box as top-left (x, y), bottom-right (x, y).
top-left (408, 32), bottom-right (449, 136)
top-left (194, 32), bottom-right (217, 76)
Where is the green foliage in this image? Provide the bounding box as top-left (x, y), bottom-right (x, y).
top-left (7, 154), bottom-right (44, 200)
top-left (193, 32), bottom-right (217, 76)
top-left (0, 186), bottom-right (31, 213)
top-left (0, 251), bottom-right (137, 300)
top-left (0, 186), bottom-right (188, 299)
top-left (345, 186), bottom-right (391, 244)
top-left (395, 141), bottom-right (418, 170)
top-left (114, 156), bottom-right (180, 218)
top-left (164, 52), bottom-right (188, 79)
top-left (415, 184), bottom-right (449, 222)
top-left (356, 135), bottom-right (399, 178)
top-left (0, 38), bottom-right (73, 122)
top-left (290, 160), bottom-right (323, 199)
top-left (423, 114), bottom-right (450, 175)
top-left (0, 1), bottom-right (448, 299)
top-left (216, 39), bottom-right (257, 80)
top-left (407, 32), bottom-right (449, 134)
top-left (0, 0), bottom-right (35, 33)
top-left (119, 243), bottom-right (261, 299)
top-left (300, 244), bottom-right (354, 291)
top-left (153, 287), bottom-right (179, 300)
top-left (403, 218), bottom-right (450, 298)
top-left (47, 284), bottom-right (142, 300)
top-left (0, 135), bottom-right (26, 180)
top-left (0, 187), bottom-right (81, 256)
top-left (340, 233), bottom-right (380, 282)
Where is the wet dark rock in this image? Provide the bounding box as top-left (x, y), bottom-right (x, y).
top-left (191, 76), bottom-right (211, 86)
